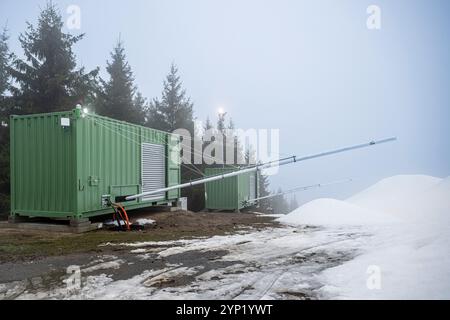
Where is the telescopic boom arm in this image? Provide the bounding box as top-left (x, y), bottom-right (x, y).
top-left (126, 137), bottom-right (396, 201)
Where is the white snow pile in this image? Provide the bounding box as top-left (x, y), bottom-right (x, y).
top-left (278, 198), bottom-right (400, 226)
top-left (279, 174), bottom-right (449, 227)
top-left (348, 175), bottom-right (444, 221)
top-left (278, 174), bottom-right (450, 299)
top-left (135, 218), bottom-right (156, 226)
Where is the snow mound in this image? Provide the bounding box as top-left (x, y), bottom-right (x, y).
top-left (278, 198), bottom-right (399, 226)
top-left (347, 175), bottom-right (441, 219)
top-left (350, 175), bottom-right (440, 202)
top-left (417, 176), bottom-right (450, 222)
top-left (279, 174), bottom-right (449, 227)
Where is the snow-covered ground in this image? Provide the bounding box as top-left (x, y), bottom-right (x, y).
top-left (3, 174), bottom-right (449, 300)
top-left (280, 174), bottom-right (450, 299)
top-left (12, 225), bottom-right (365, 300)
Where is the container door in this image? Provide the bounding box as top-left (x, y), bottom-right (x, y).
top-left (141, 143), bottom-right (166, 201)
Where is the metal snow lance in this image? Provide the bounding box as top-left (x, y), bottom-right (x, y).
top-left (126, 137), bottom-right (396, 201)
top-left (241, 178), bottom-right (353, 207)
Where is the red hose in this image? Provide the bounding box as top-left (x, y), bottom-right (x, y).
top-left (111, 203), bottom-right (131, 231)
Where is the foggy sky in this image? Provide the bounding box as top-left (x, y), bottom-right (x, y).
top-left (2, 0), bottom-right (449, 205)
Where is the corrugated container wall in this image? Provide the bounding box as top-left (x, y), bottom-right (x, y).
top-left (10, 108), bottom-right (180, 219)
top-left (204, 167), bottom-right (259, 211)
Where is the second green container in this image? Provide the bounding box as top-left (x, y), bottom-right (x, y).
top-left (204, 167), bottom-right (259, 212)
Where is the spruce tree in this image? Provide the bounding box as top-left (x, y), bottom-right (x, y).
top-left (146, 64), bottom-right (201, 210)
top-left (0, 27), bottom-right (12, 214)
top-left (217, 112), bottom-right (226, 133)
top-left (133, 92), bottom-right (147, 122)
top-left (202, 116), bottom-right (214, 164)
top-left (0, 27), bottom-right (11, 99)
top-left (204, 116), bottom-right (213, 132)
top-left (257, 173), bottom-right (272, 213)
top-left (289, 195), bottom-right (299, 212)
top-left (269, 188), bottom-right (292, 214)
top-left (10, 2), bottom-right (98, 114)
top-left (96, 40), bottom-right (145, 125)
top-left (146, 63), bottom-right (194, 134)
top-left (225, 117), bottom-right (236, 165)
top-left (227, 118), bottom-right (235, 131)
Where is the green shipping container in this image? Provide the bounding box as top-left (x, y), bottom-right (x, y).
top-left (10, 108), bottom-right (180, 220)
top-left (204, 167), bottom-right (259, 212)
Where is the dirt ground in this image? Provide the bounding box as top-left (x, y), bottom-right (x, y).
top-left (0, 210), bottom-right (362, 300)
top-left (0, 210), bottom-right (279, 263)
top-left (0, 210), bottom-right (285, 299)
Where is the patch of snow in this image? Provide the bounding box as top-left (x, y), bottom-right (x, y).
top-left (101, 239), bottom-right (196, 248)
top-left (318, 224), bottom-right (450, 299)
top-left (130, 248), bottom-right (147, 254)
top-left (278, 198), bottom-right (400, 226)
top-left (82, 259), bottom-right (125, 273)
top-left (143, 266), bottom-right (204, 287)
top-left (104, 220), bottom-right (127, 227)
top-left (257, 213), bottom-right (285, 218)
top-left (135, 219), bottom-right (155, 226)
top-left (0, 281), bottom-right (27, 300)
top-left (135, 253), bottom-right (155, 261)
